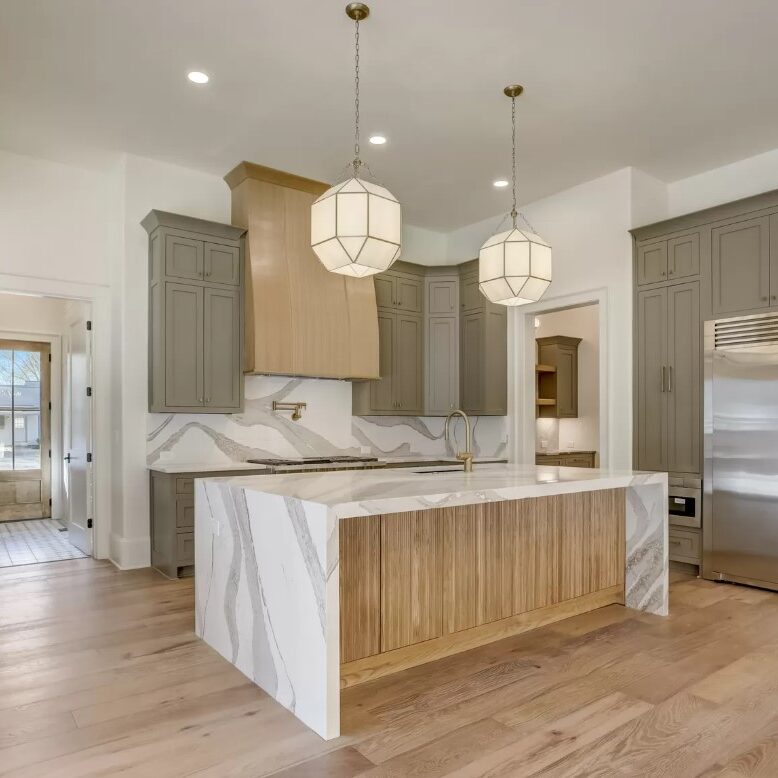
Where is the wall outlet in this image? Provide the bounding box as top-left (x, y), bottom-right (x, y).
top-left (360, 445), bottom-right (371, 455)
top-left (539, 439), bottom-right (548, 451)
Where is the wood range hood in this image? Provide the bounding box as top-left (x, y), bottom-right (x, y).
top-left (225, 161), bottom-right (379, 380)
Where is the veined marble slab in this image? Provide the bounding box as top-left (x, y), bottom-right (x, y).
top-left (195, 464), bottom-right (668, 740)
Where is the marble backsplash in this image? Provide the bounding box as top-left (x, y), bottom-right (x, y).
top-left (147, 375), bottom-right (509, 465)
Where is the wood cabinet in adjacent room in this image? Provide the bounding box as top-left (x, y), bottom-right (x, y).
top-left (536, 336), bottom-right (582, 419)
top-left (143, 210), bottom-right (246, 414)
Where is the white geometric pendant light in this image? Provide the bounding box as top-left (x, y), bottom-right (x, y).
top-left (311, 3), bottom-right (402, 278)
top-left (479, 85), bottom-right (552, 306)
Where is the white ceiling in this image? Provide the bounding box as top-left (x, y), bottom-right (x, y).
top-left (2, 0), bottom-right (778, 230)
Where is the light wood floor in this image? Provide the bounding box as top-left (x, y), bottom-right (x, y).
top-left (3, 561), bottom-right (778, 777)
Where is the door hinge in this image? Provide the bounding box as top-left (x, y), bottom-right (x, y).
top-left (49, 498), bottom-right (52, 507)
top-left (48, 353), bottom-right (52, 363)
top-left (87, 518), bottom-right (93, 529)
top-left (48, 401), bottom-right (51, 411)
top-left (86, 320), bottom-right (92, 331)
top-left (86, 386), bottom-right (92, 397)
top-left (86, 452), bottom-right (93, 463)
top-left (48, 449), bottom-right (51, 458)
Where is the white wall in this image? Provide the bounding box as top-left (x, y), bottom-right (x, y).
top-left (448, 168), bottom-right (634, 469)
top-left (667, 147), bottom-right (778, 219)
top-left (535, 305), bottom-right (600, 454)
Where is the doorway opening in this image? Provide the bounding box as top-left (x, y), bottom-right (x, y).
top-left (0, 292), bottom-right (94, 567)
top-left (532, 302), bottom-right (601, 467)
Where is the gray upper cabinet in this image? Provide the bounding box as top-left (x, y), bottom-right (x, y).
top-left (425, 276), bottom-right (459, 414)
top-left (205, 242), bottom-right (241, 285)
top-left (165, 235), bottom-right (204, 281)
top-left (143, 210), bottom-right (246, 414)
top-left (353, 261), bottom-right (506, 416)
top-left (637, 240), bottom-right (668, 285)
top-left (458, 264), bottom-right (507, 416)
top-left (635, 282), bottom-right (701, 477)
top-left (636, 287), bottom-right (667, 472)
top-left (667, 233), bottom-right (700, 280)
top-left (165, 283), bottom-right (204, 408)
top-left (711, 216), bottom-right (771, 315)
top-left (772, 215), bottom-right (778, 305)
top-left (667, 282), bottom-right (700, 475)
top-left (204, 287), bottom-right (241, 409)
top-left (354, 308), bottom-right (422, 415)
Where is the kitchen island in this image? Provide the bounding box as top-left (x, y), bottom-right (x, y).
top-left (194, 464), bottom-right (667, 739)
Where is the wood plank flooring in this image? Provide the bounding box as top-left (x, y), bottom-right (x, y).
top-left (3, 559), bottom-right (778, 776)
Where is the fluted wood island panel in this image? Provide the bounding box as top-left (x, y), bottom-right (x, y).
top-left (339, 490), bottom-right (625, 684)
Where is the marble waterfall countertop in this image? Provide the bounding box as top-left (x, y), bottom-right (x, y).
top-left (203, 463), bottom-right (667, 520)
top-left (195, 462), bottom-right (668, 740)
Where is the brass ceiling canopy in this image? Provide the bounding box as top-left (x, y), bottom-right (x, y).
top-left (503, 84), bottom-right (524, 98)
top-left (345, 3), bottom-right (370, 21)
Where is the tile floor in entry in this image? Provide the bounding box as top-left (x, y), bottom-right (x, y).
top-left (0, 518), bottom-right (87, 567)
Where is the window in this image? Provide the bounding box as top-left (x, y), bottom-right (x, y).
top-left (14, 416), bottom-right (24, 430)
top-left (0, 345), bottom-right (43, 471)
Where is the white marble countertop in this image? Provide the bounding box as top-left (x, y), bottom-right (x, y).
top-left (148, 456), bottom-right (507, 474)
top-left (148, 461), bottom-right (272, 474)
top-left (209, 463), bottom-right (666, 519)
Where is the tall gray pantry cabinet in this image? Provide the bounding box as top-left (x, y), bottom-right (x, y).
top-left (143, 210), bottom-right (246, 413)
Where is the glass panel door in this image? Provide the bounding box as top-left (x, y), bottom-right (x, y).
top-left (0, 348), bottom-right (42, 471)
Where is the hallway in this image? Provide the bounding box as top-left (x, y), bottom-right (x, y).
top-left (0, 519), bottom-right (86, 567)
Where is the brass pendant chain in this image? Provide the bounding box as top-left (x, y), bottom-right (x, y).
top-left (353, 17), bottom-right (361, 176)
top-left (511, 95), bottom-right (518, 229)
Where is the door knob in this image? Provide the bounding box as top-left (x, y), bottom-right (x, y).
top-left (64, 453), bottom-right (72, 463)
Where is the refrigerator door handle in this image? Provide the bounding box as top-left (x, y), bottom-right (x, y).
top-left (661, 366), bottom-right (666, 392)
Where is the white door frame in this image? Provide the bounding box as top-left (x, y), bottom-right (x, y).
top-left (0, 273), bottom-right (112, 561)
top-left (508, 287), bottom-right (610, 468)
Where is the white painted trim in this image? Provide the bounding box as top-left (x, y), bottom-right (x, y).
top-left (0, 273), bottom-right (113, 562)
top-left (508, 287), bottom-right (610, 468)
top-left (109, 532), bottom-right (151, 570)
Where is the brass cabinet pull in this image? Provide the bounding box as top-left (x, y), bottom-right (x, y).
top-left (667, 366), bottom-right (673, 393)
top-left (660, 366), bottom-right (666, 392)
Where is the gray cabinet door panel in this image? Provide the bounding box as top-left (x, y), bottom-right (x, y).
top-left (460, 312), bottom-right (484, 412)
top-left (667, 282), bottom-right (700, 474)
top-left (396, 277), bottom-right (422, 313)
top-left (428, 280), bottom-right (457, 314)
top-left (711, 217), bottom-right (770, 314)
top-left (427, 316), bottom-right (458, 414)
top-left (637, 287), bottom-right (667, 471)
top-left (637, 241), bottom-right (668, 285)
top-left (165, 283), bottom-right (204, 408)
top-left (370, 312), bottom-right (395, 411)
top-left (395, 315), bottom-right (423, 412)
top-left (204, 288), bottom-right (241, 409)
top-left (668, 234), bottom-right (700, 280)
top-left (205, 243), bottom-right (240, 285)
top-left (165, 235), bottom-right (204, 281)
top-left (460, 274), bottom-right (482, 312)
top-left (374, 276), bottom-right (395, 310)
top-left (771, 215), bottom-right (778, 305)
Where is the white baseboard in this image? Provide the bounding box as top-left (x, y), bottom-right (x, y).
top-left (109, 532), bottom-right (151, 570)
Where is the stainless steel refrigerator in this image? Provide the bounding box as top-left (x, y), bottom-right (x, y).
top-left (704, 312), bottom-right (778, 590)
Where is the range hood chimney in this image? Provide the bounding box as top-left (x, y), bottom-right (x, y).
top-left (225, 162), bottom-right (379, 380)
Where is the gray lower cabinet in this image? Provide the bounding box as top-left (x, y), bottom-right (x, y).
top-left (143, 210), bottom-right (246, 414)
top-left (635, 281), bottom-right (701, 476)
top-left (150, 469), bottom-right (266, 578)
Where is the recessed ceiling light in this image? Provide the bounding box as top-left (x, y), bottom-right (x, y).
top-left (493, 179), bottom-right (509, 188)
top-left (187, 71), bottom-right (209, 84)
top-left (369, 135), bottom-right (387, 145)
